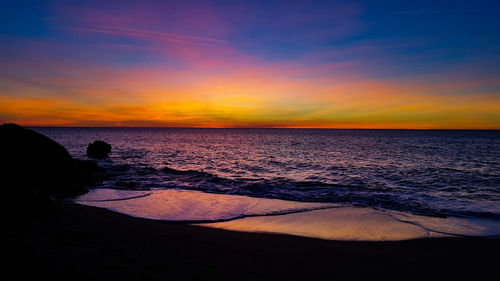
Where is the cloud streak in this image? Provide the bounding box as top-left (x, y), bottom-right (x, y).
top-left (71, 25), bottom-right (228, 47)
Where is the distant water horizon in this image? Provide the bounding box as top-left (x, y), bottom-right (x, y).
top-left (26, 126), bottom-right (500, 130)
top-left (33, 127), bottom-right (500, 221)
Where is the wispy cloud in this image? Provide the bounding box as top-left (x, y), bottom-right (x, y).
top-left (396, 10), bottom-right (442, 15)
top-left (71, 24), bottom-right (228, 47)
top-left (395, 9), bottom-right (489, 15)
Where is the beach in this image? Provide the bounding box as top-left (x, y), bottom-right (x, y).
top-left (2, 125), bottom-right (499, 280)
top-left (3, 0), bottom-right (500, 279)
top-left (7, 203), bottom-right (499, 281)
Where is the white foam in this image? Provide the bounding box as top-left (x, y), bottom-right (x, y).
top-left (389, 211), bottom-right (500, 237)
top-left (76, 189), bottom-right (152, 202)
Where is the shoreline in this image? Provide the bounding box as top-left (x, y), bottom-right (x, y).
top-left (75, 188), bottom-right (500, 241)
top-left (8, 203), bottom-right (500, 280)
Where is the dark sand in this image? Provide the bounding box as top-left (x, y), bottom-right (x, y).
top-left (7, 203), bottom-right (499, 281)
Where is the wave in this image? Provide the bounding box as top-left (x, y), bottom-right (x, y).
top-left (77, 193), bottom-right (152, 202)
top-left (92, 164), bottom-right (500, 220)
top-left (76, 189), bottom-right (340, 223)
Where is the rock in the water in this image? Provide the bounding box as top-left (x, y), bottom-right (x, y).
top-left (0, 123), bottom-right (104, 198)
top-left (87, 140), bottom-right (112, 159)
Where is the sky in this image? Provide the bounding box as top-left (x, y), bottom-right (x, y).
top-left (1, 0), bottom-right (499, 128)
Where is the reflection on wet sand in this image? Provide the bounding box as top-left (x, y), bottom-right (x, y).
top-left (76, 189), bottom-right (500, 241)
top-left (76, 189), bottom-right (338, 222)
top-left (199, 208), bottom-right (430, 241)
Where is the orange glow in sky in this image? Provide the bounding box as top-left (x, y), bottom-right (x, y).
top-left (1, 1), bottom-right (499, 129)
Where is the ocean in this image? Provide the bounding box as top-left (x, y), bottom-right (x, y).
top-left (33, 128), bottom-right (500, 222)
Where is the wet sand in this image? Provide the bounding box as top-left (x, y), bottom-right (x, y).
top-left (6, 203), bottom-right (499, 281)
top-left (77, 189), bottom-right (500, 240)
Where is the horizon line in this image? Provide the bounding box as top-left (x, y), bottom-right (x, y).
top-left (18, 125), bottom-right (500, 131)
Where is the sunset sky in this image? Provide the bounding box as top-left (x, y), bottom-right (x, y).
top-left (1, 0), bottom-right (499, 128)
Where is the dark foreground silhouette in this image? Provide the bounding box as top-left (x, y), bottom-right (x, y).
top-left (6, 203), bottom-right (499, 281)
top-left (3, 123), bottom-right (499, 280)
top-left (0, 123), bottom-right (104, 214)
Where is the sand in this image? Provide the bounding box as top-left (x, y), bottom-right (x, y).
top-left (76, 189), bottom-right (500, 240)
top-left (6, 203), bottom-right (499, 281)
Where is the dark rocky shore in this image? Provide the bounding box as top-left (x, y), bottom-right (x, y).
top-left (0, 123), bottom-right (104, 215)
top-left (3, 123), bottom-right (500, 280)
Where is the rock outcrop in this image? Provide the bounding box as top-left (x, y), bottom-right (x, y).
top-left (87, 140), bottom-right (112, 159)
top-left (0, 123), bottom-right (105, 200)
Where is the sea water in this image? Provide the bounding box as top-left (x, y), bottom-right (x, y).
top-left (33, 128), bottom-right (500, 239)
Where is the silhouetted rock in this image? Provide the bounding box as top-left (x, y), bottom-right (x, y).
top-left (87, 140), bottom-right (112, 159)
top-left (0, 123), bottom-right (104, 200)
